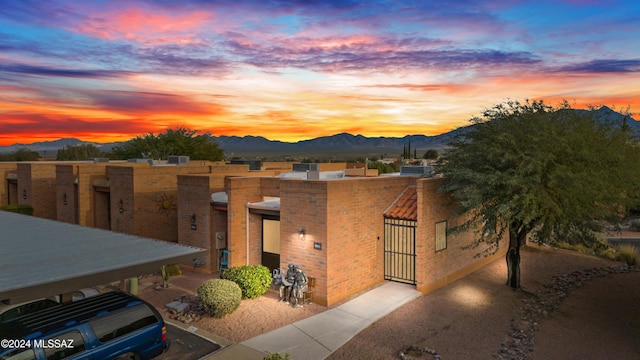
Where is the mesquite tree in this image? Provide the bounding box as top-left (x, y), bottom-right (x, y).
top-left (437, 100), bottom-right (640, 288)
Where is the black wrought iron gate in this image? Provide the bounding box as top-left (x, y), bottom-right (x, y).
top-left (384, 217), bottom-right (417, 285)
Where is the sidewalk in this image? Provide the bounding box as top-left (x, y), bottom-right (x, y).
top-left (203, 281), bottom-right (421, 360)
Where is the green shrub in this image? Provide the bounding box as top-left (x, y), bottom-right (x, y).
top-left (222, 265), bottom-right (272, 299)
top-left (0, 204), bottom-right (34, 215)
top-left (615, 245), bottom-right (640, 266)
top-left (263, 352), bottom-right (290, 360)
top-left (629, 220), bottom-right (640, 232)
top-left (165, 264), bottom-right (182, 276)
top-left (197, 279), bottom-right (242, 318)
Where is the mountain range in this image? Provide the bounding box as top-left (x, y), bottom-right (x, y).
top-left (1, 106), bottom-right (637, 158)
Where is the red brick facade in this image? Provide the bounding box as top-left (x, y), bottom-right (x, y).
top-left (17, 163), bottom-right (57, 219)
top-left (7, 160), bottom-right (506, 309)
top-left (415, 178), bottom-right (507, 294)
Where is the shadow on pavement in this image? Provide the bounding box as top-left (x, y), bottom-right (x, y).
top-left (156, 324), bottom-right (222, 360)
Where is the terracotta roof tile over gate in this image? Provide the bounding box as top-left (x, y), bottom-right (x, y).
top-left (384, 186), bottom-right (417, 221)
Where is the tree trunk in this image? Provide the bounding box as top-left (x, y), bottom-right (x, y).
top-left (505, 226), bottom-right (524, 289)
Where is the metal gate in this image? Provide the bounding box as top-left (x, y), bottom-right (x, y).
top-left (384, 217), bottom-right (416, 285)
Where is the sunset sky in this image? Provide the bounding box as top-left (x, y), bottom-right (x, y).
top-left (1, 0), bottom-right (639, 146)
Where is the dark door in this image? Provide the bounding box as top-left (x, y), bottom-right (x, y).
top-left (262, 217), bottom-right (280, 271)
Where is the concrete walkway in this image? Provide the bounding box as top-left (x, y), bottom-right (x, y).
top-left (204, 281), bottom-right (421, 360)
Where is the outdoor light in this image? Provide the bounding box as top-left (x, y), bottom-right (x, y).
top-left (22, 189), bottom-right (27, 200)
top-left (191, 214), bottom-right (197, 230)
top-left (118, 199), bottom-right (124, 213)
top-left (63, 192), bottom-right (67, 205)
top-left (298, 228), bottom-right (305, 240)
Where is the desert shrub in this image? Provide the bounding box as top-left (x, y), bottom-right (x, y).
top-left (600, 247), bottom-right (618, 261)
top-left (615, 245), bottom-right (640, 266)
top-left (629, 220), bottom-right (640, 232)
top-left (197, 279), bottom-right (242, 318)
top-left (263, 353), bottom-right (290, 360)
top-left (0, 204), bottom-right (34, 215)
top-left (556, 241), bottom-right (591, 254)
top-left (222, 265), bottom-right (272, 299)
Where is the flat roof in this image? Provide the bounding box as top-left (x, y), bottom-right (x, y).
top-left (0, 211), bottom-right (207, 303)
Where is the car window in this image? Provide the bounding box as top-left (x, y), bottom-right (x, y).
top-left (0, 348), bottom-right (36, 360)
top-left (89, 305), bottom-right (158, 343)
top-left (43, 330), bottom-right (85, 360)
top-left (0, 299), bottom-right (58, 322)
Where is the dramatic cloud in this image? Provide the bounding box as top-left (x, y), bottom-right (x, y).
top-left (0, 0), bottom-right (639, 145)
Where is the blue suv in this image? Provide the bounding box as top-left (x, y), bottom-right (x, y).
top-left (0, 291), bottom-right (169, 360)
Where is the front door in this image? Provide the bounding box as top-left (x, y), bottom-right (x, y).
top-left (262, 217), bottom-right (280, 271)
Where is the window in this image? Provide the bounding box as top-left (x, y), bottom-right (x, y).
top-left (1, 348), bottom-right (36, 360)
top-left (44, 330), bottom-right (85, 360)
top-left (435, 221), bottom-right (447, 252)
top-left (89, 305), bottom-right (158, 343)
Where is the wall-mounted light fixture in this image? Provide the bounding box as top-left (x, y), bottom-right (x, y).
top-left (22, 189), bottom-right (27, 200)
top-left (118, 199), bottom-right (124, 213)
top-left (298, 228), bottom-right (306, 240)
top-left (191, 214), bottom-right (197, 230)
top-left (63, 192), bottom-right (68, 205)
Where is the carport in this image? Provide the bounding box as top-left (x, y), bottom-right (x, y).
top-left (0, 211), bottom-right (207, 304)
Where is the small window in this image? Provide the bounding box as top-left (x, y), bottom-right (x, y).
top-left (89, 305), bottom-right (158, 343)
top-left (43, 330), bottom-right (85, 360)
top-left (435, 221), bottom-right (447, 252)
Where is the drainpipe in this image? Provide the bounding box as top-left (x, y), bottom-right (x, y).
top-left (246, 204), bottom-right (250, 265)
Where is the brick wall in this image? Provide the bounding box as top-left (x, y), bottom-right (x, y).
top-left (108, 166), bottom-right (135, 234)
top-left (56, 165), bottom-right (76, 224)
top-left (17, 163), bottom-right (57, 219)
top-left (177, 175), bottom-right (217, 272)
top-left (75, 163), bottom-right (111, 227)
top-left (415, 177), bottom-right (507, 294)
top-left (0, 163), bottom-right (17, 205)
top-left (318, 163), bottom-right (347, 171)
top-left (226, 177), bottom-right (263, 268)
top-left (105, 164), bottom-right (214, 242)
top-left (323, 177), bottom-right (413, 306)
top-left (277, 177), bottom-right (413, 306)
top-left (261, 162), bottom-right (294, 171)
top-left (279, 179), bottom-right (329, 304)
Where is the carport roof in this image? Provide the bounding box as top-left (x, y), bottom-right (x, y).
top-left (0, 211), bottom-right (207, 304)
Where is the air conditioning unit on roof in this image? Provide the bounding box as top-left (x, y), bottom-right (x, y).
top-left (168, 156), bottom-right (190, 165)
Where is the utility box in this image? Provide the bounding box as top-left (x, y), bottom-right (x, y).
top-left (168, 156), bottom-right (190, 165)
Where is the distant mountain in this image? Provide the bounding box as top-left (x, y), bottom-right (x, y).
top-left (1, 107), bottom-right (637, 157)
top-left (0, 138), bottom-right (121, 155)
top-left (207, 130), bottom-right (468, 157)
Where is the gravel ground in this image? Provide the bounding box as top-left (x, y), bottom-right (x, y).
top-left (137, 243), bottom-right (640, 359)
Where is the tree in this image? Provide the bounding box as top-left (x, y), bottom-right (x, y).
top-left (110, 127), bottom-right (224, 161)
top-left (13, 148), bottom-right (40, 161)
top-left (437, 100), bottom-right (640, 289)
top-left (56, 144), bottom-right (103, 160)
top-left (423, 149), bottom-right (439, 161)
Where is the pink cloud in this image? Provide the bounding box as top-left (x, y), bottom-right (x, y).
top-left (70, 6), bottom-right (215, 44)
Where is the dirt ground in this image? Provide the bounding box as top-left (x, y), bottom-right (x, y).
top-left (137, 243), bottom-right (640, 359)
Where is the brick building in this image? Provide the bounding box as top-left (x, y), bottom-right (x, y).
top-left (177, 170), bottom-right (507, 307)
top-left (3, 160), bottom-right (506, 308)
